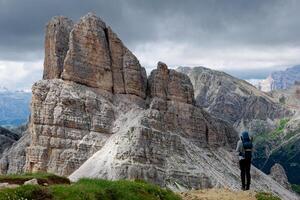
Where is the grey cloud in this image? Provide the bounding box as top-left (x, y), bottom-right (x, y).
top-left (0, 0), bottom-right (300, 79)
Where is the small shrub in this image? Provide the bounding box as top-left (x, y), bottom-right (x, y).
top-left (0, 185), bottom-right (52, 200)
top-left (255, 192), bottom-right (281, 200)
top-left (292, 184), bottom-right (300, 195)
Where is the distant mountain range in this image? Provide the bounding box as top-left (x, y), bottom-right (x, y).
top-left (177, 66), bottom-right (288, 132)
top-left (249, 65), bottom-right (300, 92)
top-left (177, 66), bottom-right (300, 186)
top-left (0, 88), bottom-right (31, 127)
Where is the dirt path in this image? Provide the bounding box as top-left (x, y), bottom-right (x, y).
top-left (179, 188), bottom-right (257, 200)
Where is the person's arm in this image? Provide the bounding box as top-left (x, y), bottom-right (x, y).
top-left (236, 140), bottom-right (240, 152)
top-left (236, 140), bottom-right (242, 152)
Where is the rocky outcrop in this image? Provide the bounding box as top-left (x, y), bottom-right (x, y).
top-left (25, 63), bottom-right (236, 176)
top-left (25, 79), bottom-right (115, 175)
top-left (177, 66), bottom-right (290, 133)
top-left (0, 129), bottom-right (30, 174)
top-left (62, 14), bottom-right (113, 90)
top-left (43, 16), bottom-right (73, 79)
top-left (270, 163), bottom-right (291, 190)
top-left (25, 13), bottom-right (237, 178)
top-left (148, 62), bottom-right (194, 104)
top-left (26, 28), bottom-right (166, 175)
top-left (60, 13), bottom-right (147, 97)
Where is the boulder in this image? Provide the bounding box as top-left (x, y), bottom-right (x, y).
top-left (0, 182), bottom-right (19, 189)
top-left (24, 178), bottom-right (38, 185)
top-left (270, 163), bottom-right (291, 190)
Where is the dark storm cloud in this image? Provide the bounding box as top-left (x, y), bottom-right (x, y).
top-left (1, 0), bottom-right (300, 60)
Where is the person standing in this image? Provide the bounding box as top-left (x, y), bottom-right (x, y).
top-left (236, 131), bottom-right (253, 190)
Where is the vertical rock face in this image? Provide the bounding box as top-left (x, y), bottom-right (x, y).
top-left (43, 16), bottom-right (73, 79)
top-left (26, 13), bottom-right (150, 176)
top-left (25, 80), bottom-right (114, 175)
top-left (270, 163), bottom-right (291, 190)
top-left (107, 27), bottom-right (125, 94)
top-left (107, 27), bottom-right (147, 97)
top-left (148, 62), bottom-right (194, 104)
top-left (123, 49), bottom-right (147, 98)
top-left (42, 13), bottom-right (148, 98)
top-left (62, 14), bottom-right (113, 91)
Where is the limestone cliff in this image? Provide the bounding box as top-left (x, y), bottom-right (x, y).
top-left (0, 13), bottom-right (298, 200)
top-left (23, 13), bottom-right (236, 177)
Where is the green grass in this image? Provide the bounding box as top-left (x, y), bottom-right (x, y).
top-left (292, 184), bottom-right (300, 195)
top-left (0, 178), bottom-right (181, 200)
top-left (255, 192), bottom-right (281, 200)
top-left (0, 185), bottom-right (52, 200)
top-left (255, 118), bottom-right (290, 142)
top-left (269, 118), bottom-right (289, 139)
top-left (0, 172), bottom-right (70, 185)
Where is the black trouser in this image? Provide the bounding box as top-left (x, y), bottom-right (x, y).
top-left (239, 158), bottom-right (251, 189)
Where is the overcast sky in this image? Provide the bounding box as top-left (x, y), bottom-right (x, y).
top-left (1, 0), bottom-right (300, 90)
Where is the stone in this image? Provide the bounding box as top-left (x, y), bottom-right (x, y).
top-left (62, 13), bottom-right (113, 91)
top-left (0, 183), bottom-right (19, 189)
top-left (270, 163), bottom-right (291, 190)
top-left (43, 16), bottom-right (73, 79)
top-left (24, 178), bottom-right (39, 185)
top-left (123, 49), bottom-right (147, 98)
top-left (107, 27), bottom-right (125, 94)
top-left (0, 128), bottom-right (30, 174)
top-left (60, 13), bottom-right (147, 98)
top-left (0, 182), bottom-right (9, 188)
top-left (148, 62), bottom-right (194, 104)
top-left (24, 79), bottom-right (114, 176)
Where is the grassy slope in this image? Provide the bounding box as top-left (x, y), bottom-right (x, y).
top-left (0, 174), bottom-right (181, 200)
top-left (252, 118), bottom-right (300, 184)
top-left (255, 192), bottom-right (281, 200)
top-left (0, 173), bottom-right (70, 185)
top-left (292, 184), bottom-right (300, 195)
top-left (0, 173), bottom-right (284, 200)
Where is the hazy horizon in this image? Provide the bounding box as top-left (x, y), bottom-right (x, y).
top-left (1, 0), bottom-right (300, 90)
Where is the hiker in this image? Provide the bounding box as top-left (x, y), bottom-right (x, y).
top-left (236, 131), bottom-right (253, 191)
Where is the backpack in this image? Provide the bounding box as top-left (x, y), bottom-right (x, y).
top-left (241, 131), bottom-right (252, 160)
